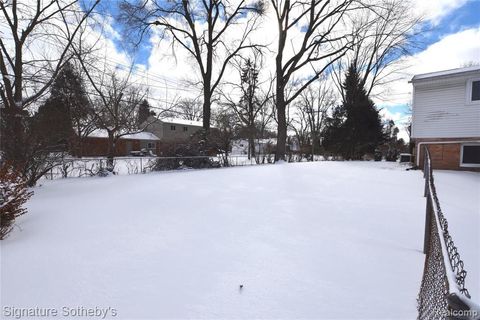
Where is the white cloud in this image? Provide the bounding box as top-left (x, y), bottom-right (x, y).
top-left (142, 0), bottom-right (474, 109)
top-left (408, 27), bottom-right (480, 73)
top-left (413, 0), bottom-right (468, 25)
top-left (113, 0), bottom-right (473, 108)
top-left (376, 26), bottom-right (480, 107)
top-left (143, 0), bottom-right (356, 108)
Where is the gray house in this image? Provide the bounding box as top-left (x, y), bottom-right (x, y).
top-left (143, 116), bottom-right (203, 143)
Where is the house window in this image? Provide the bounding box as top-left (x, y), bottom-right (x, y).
top-left (467, 79), bottom-right (480, 103)
top-left (170, 125), bottom-right (176, 131)
top-left (147, 142), bottom-right (155, 149)
top-left (183, 126), bottom-right (188, 132)
top-left (472, 80), bottom-right (480, 101)
top-left (461, 144), bottom-right (480, 167)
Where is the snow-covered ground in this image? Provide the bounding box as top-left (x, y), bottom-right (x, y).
top-left (432, 170), bottom-right (480, 299)
top-left (1, 162), bottom-right (478, 319)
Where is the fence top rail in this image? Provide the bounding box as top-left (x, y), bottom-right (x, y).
top-left (424, 146), bottom-right (471, 300)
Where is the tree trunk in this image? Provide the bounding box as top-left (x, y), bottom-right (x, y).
top-left (247, 123), bottom-right (256, 159)
top-left (202, 96), bottom-right (211, 131)
top-left (248, 135), bottom-right (255, 159)
top-left (107, 131), bottom-right (115, 172)
top-left (275, 87), bottom-right (287, 162)
top-left (275, 24), bottom-right (287, 162)
top-left (75, 127), bottom-right (84, 157)
top-left (202, 42), bottom-right (213, 133)
top-left (78, 137), bottom-right (84, 158)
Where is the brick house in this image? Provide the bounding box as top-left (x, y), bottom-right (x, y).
top-left (410, 66), bottom-right (480, 171)
top-left (76, 130), bottom-right (161, 157)
top-left (76, 118), bottom-right (204, 157)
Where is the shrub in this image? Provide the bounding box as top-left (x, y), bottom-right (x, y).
top-left (152, 156), bottom-right (218, 171)
top-left (0, 163), bottom-right (33, 240)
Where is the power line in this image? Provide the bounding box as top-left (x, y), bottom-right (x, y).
top-left (10, 35), bottom-right (200, 92)
top-left (1, 72), bottom-right (188, 114)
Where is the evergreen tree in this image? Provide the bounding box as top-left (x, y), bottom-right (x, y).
top-left (33, 63), bottom-right (91, 152)
top-left (238, 57), bottom-right (261, 159)
top-left (137, 99), bottom-right (155, 125)
top-left (323, 64), bottom-right (384, 159)
top-left (322, 104), bottom-right (347, 156)
top-left (379, 120), bottom-right (407, 161)
top-left (34, 98), bottom-right (72, 150)
top-left (64, 64), bottom-right (93, 141)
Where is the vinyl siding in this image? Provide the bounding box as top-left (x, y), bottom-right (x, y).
top-left (411, 74), bottom-right (480, 139)
top-left (161, 123), bottom-right (202, 141)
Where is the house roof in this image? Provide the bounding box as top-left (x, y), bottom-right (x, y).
top-left (160, 117), bottom-right (203, 127)
top-left (87, 129), bottom-right (160, 141)
top-left (411, 65), bottom-right (480, 82)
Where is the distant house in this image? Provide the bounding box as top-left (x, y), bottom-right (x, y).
top-left (410, 66), bottom-right (480, 170)
top-left (231, 138), bottom-right (276, 155)
top-left (75, 117), bottom-right (203, 157)
top-left (142, 116), bottom-right (203, 143)
top-left (231, 137), bottom-right (300, 155)
top-left (77, 130), bottom-right (160, 157)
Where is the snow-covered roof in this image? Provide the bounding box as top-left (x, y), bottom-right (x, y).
top-left (160, 117), bottom-right (203, 127)
top-left (411, 66), bottom-right (480, 82)
top-left (87, 129), bottom-right (160, 140)
top-left (123, 132), bottom-right (160, 140)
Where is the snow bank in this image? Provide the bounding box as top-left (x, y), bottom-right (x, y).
top-left (1, 162), bottom-right (442, 318)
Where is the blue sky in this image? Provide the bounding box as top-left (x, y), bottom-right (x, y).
top-left (96, 0), bottom-right (480, 139)
top-left (422, 0), bottom-right (480, 44)
top-left (89, 1), bottom-right (152, 66)
top-left (102, 0), bottom-right (480, 68)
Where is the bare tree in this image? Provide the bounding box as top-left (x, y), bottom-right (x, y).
top-left (77, 63), bottom-right (148, 170)
top-left (332, 0), bottom-right (423, 101)
top-left (119, 0), bottom-right (265, 132)
top-left (289, 106), bottom-right (310, 159)
top-left (73, 34), bottom-right (146, 169)
top-left (70, 16), bottom-right (176, 169)
top-left (211, 107), bottom-right (238, 166)
top-left (174, 98), bottom-right (203, 121)
top-left (461, 61), bottom-right (480, 68)
top-left (0, 0), bottom-right (100, 163)
top-left (221, 53), bottom-right (273, 159)
top-left (270, 0), bottom-right (356, 161)
top-left (291, 78), bottom-right (336, 158)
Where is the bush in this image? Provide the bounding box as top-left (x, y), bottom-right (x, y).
top-left (152, 136), bottom-right (221, 171)
top-left (0, 163), bottom-right (33, 240)
top-left (152, 156), bottom-right (219, 171)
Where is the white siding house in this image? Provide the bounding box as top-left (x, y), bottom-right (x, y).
top-left (411, 66), bottom-right (480, 170)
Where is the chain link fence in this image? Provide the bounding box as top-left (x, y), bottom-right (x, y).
top-left (41, 152), bottom-right (329, 180)
top-left (418, 146), bottom-right (479, 320)
top-left (43, 155), bottom-right (278, 180)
